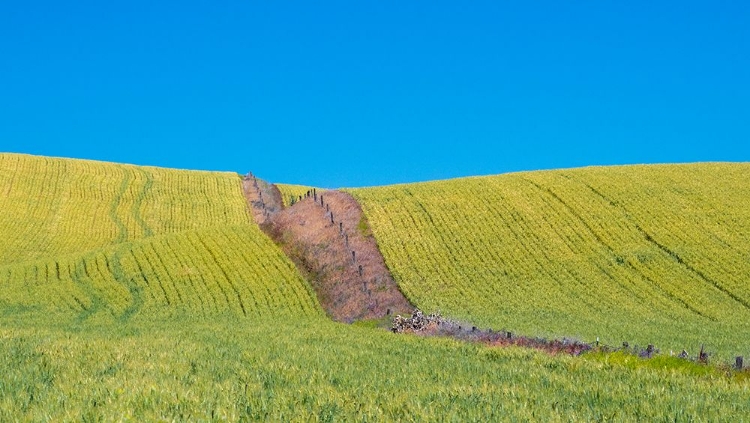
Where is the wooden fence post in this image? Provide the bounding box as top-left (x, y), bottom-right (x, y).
top-left (358, 265), bottom-right (363, 276)
top-left (352, 250), bottom-right (356, 263)
top-left (699, 345), bottom-right (708, 363)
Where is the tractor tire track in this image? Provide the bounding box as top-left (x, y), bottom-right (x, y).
top-left (523, 177), bottom-right (714, 320)
top-left (575, 178), bottom-right (749, 313)
top-left (133, 169), bottom-right (154, 238)
top-left (110, 169), bottom-right (131, 244)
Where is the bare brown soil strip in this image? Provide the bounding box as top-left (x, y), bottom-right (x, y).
top-left (243, 173), bottom-right (283, 225)
top-left (243, 177), bottom-right (413, 323)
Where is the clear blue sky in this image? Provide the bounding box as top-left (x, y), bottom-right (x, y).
top-left (2, 1), bottom-right (748, 187)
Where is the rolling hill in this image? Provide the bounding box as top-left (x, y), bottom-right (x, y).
top-left (0, 153), bottom-right (251, 265)
top-left (0, 153), bottom-right (321, 320)
top-left (0, 225), bottom-right (322, 320)
top-left (1, 153), bottom-right (748, 420)
top-left (350, 163), bottom-right (750, 358)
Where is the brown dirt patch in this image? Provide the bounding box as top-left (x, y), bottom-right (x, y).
top-left (243, 173), bottom-right (283, 225)
top-left (244, 179), bottom-right (413, 323)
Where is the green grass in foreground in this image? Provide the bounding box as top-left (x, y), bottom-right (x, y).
top-left (1, 313), bottom-right (748, 421)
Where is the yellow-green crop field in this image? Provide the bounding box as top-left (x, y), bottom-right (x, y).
top-left (0, 153), bottom-right (249, 265)
top-left (2, 154), bottom-right (749, 419)
top-left (350, 163), bottom-right (750, 360)
top-left (0, 225), bottom-right (322, 320)
top-left (276, 183), bottom-right (316, 207)
top-left (0, 153), bottom-right (321, 319)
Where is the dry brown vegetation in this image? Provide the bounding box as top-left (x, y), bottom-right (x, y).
top-left (244, 178), bottom-right (412, 322)
top-left (242, 173), bottom-right (283, 225)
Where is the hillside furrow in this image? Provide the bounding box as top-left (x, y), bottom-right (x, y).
top-left (574, 178), bottom-right (750, 314)
top-left (133, 168), bottom-right (154, 238)
top-left (0, 226), bottom-right (322, 320)
top-left (110, 171), bottom-right (132, 244)
top-left (524, 177), bottom-right (712, 320)
top-left (635, 224), bottom-right (750, 312)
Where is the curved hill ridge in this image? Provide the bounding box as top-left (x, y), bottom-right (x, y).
top-left (0, 153), bottom-right (322, 319)
top-left (0, 153), bottom-right (249, 265)
top-left (349, 163), bottom-right (750, 357)
top-left (3, 153), bottom-right (749, 356)
top-left (2, 154), bottom-right (749, 420)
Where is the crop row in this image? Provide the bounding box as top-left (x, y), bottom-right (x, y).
top-left (560, 164), bottom-right (750, 305)
top-left (350, 164), bottom-right (750, 359)
top-left (0, 224), bottom-right (322, 319)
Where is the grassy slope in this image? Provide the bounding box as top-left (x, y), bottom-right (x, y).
top-left (0, 225), bottom-right (322, 320)
top-left (1, 155), bottom-right (748, 419)
top-left (0, 153), bottom-right (249, 265)
top-left (0, 153), bottom-right (321, 319)
top-left (351, 163), bottom-right (750, 359)
top-left (1, 314), bottom-right (748, 421)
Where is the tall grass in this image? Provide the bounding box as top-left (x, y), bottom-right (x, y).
top-left (1, 313), bottom-right (747, 421)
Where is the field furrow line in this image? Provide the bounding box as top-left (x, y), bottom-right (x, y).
top-left (183, 232), bottom-right (226, 314)
top-left (521, 177), bottom-right (693, 316)
top-left (71, 258), bottom-right (103, 320)
top-left (133, 168), bottom-right (154, 238)
top-left (110, 169), bottom-right (132, 244)
top-left (131, 247), bottom-right (169, 306)
top-left (142, 243), bottom-right (179, 306)
top-left (479, 185), bottom-right (576, 307)
top-left (220, 229), bottom-right (278, 315)
top-left (122, 250), bottom-right (159, 309)
top-left (156, 237), bottom-right (196, 311)
top-left (195, 234), bottom-right (247, 316)
top-left (523, 177), bottom-right (680, 315)
top-left (636, 224), bottom-right (750, 312)
top-left (574, 177), bottom-right (748, 317)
